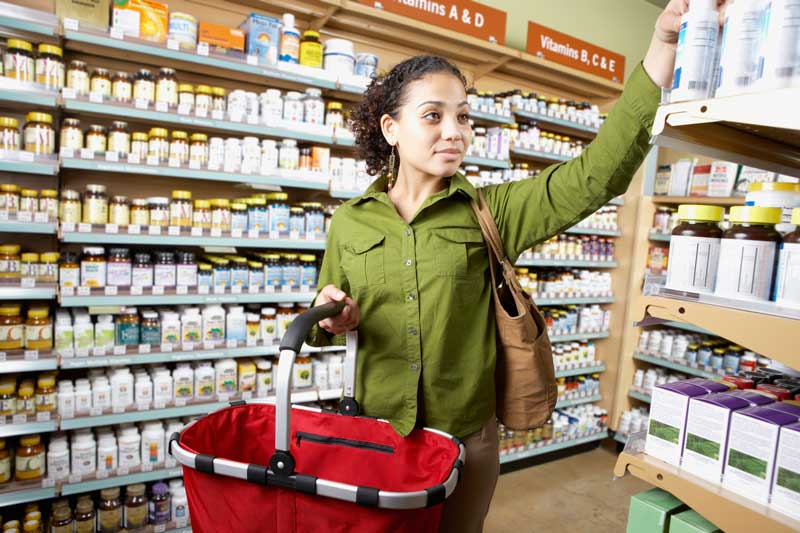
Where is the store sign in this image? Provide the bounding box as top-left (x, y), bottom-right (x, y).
top-left (526, 22), bottom-right (625, 83)
top-left (358, 0), bottom-right (506, 44)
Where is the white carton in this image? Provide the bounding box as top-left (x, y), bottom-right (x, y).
top-left (771, 422), bottom-right (800, 520)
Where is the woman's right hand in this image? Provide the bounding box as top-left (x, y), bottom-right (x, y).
top-left (314, 284), bottom-right (361, 335)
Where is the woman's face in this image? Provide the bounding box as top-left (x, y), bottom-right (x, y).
top-left (384, 72), bottom-right (473, 179)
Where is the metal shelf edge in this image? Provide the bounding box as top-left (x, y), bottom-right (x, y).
top-left (555, 364), bottom-right (606, 378)
top-left (499, 431), bottom-right (608, 464)
top-left (555, 394), bottom-right (602, 409)
top-left (59, 291), bottom-right (316, 307)
top-left (633, 352), bottom-right (722, 380)
top-left (60, 467), bottom-right (184, 496)
top-left (60, 231), bottom-right (327, 250)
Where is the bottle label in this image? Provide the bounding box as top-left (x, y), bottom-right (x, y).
top-left (15, 451), bottom-right (43, 478)
top-left (25, 323), bottom-right (52, 345)
top-left (98, 508), bottom-right (123, 532)
top-left (0, 324), bottom-right (23, 347)
top-left (715, 238), bottom-right (777, 301)
top-left (666, 235), bottom-right (720, 294)
top-left (0, 456), bottom-right (10, 482)
top-left (279, 32), bottom-right (300, 63)
top-left (775, 242), bottom-right (800, 307)
top-left (81, 261), bottom-right (107, 288)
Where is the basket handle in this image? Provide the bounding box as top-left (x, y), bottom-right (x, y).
top-left (273, 300), bottom-right (359, 476)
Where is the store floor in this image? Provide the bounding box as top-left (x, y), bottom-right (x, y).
top-left (485, 443), bottom-right (649, 532)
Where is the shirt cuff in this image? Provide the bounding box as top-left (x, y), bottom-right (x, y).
top-left (305, 323), bottom-right (346, 347)
top-left (619, 62), bottom-right (661, 133)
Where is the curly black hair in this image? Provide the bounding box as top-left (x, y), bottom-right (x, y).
top-left (349, 55), bottom-right (468, 176)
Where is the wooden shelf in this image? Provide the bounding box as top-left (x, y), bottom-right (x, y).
top-left (640, 294), bottom-right (800, 369)
top-left (651, 196), bottom-right (744, 207)
top-left (614, 452), bottom-right (800, 533)
top-left (651, 88), bottom-right (800, 176)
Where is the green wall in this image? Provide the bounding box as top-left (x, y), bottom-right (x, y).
top-left (479, 0), bottom-right (662, 81)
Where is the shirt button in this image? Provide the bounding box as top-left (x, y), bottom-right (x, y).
top-left (410, 363), bottom-right (418, 371)
top-left (408, 292), bottom-right (415, 301)
top-left (405, 259), bottom-right (412, 267)
top-left (406, 229), bottom-right (412, 236)
top-left (409, 328), bottom-right (417, 336)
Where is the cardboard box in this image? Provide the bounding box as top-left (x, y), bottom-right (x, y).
top-left (240, 13), bottom-right (281, 65)
top-left (56, 0), bottom-right (111, 31)
top-left (770, 422), bottom-right (800, 520)
top-left (682, 393), bottom-right (769, 484)
top-left (689, 164), bottom-right (712, 197)
top-left (707, 161), bottom-right (739, 197)
top-left (199, 22), bottom-right (245, 53)
top-left (668, 510), bottom-right (721, 533)
top-left (724, 389), bottom-right (776, 406)
top-left (112, 0), bottom-right (168, 43)
top-left (668, 159), bottom-right (694, 196)
top-left (763, 401), bottom-right (800, 419)
top-left (723, 406), bottom-right (798, 504)
top-left (646, 380), bottom-right (730, 466)
top-left (626, 488), bottom-right (687, 533)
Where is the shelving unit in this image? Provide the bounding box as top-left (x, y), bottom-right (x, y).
top-left (462, 155), bottom-right (511, 169)
top-left (61, 228), bottom-right (326, 250)
top-left (555, 394), bottom-right (602, 409)
top-left (500, 431), bottom-right (608, 465)
top-left (0, 420), bottom-right (58, 438)
top-left (513, 109), bottom-right (599, 138)
top-left (0, 286), bottom-right (57, 300)
top-left (60, 466), bottom-right (184, 496)
top-left (627, 388), bottom-right (651, 404)
top-left (555, 363), bottom-right (606, 378)
top-left (531, 296), bottom-right (614, 306)
top-left (510, 147), bottom-right (571, 164)
top-left (633, 352), bottom-right (722, 380)
top-left (550, 331), bottom-right (609, 344)
top-left (516, 259), bottom-right (618, 269)
top-left (59, 289), bottom-right (316, 308)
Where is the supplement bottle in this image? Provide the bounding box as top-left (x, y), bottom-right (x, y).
top-left (97, 487), bottom-right (122, 532)
top-left (15, 434), bottom-right (44, 481)
top-left (279, 13), bottom-right (301, 63)
top-left (671, 0), bottom-right (720, 102)
top-left (124, 483), bottom-right (148, 530)
top-left (666, 204), bottom-right (724, 294)
top-left (215, 358), bottom-right (238, 395)
top-left (74, 496), bottom-right (96, 533)
top-left (194, 362), bottom-right (215, 399)
top-left (46, 434), bottom-right (70, 480)
top-left (775, 208), bottom-right (800, 308)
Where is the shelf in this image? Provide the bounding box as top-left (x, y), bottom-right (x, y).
top-left (0, 155), bottom-right (58, 176)
top-left (0, 285), bottom-right (57, 300)
top-left (514, 108), bottom-right (599, 138)
top-left (661, 321), bottom-right (711, 335)
top-left (59, 288), bottom-right (316, 307)
top-left (648, 231), bottom-right (671, 242)
top-left (633, 352), bottom-right (723, 380)
top-left (469, 110), bottom-right (515, 125)
top-left (640, 293), bottom-right (800, 368)
top-left (60, 466), bottom-right (184, 496)
top-left (555, 394), bottom-right (602, 409)
top-left (536, 296), bottom-right (615, 306)
top-left (516, 259), bottom-right (618, 269)
top-left (550, 331), bottom-right (610, 343)
top-left (0, 79), bottom-right (58, 108)
top-left (0, 2), bottom-right (58, 36)
top-left (0, 219), bottom-right (57, 234)
top-left (651, 88), bottom-right (800, 176)
top-left (60, 343), bottom-right (344, 369)
top-left (0, 419), bottom-right (58, 438)
top-left (0, 351), bottom-right (58, 373)
top-left (462, 156), bottom-right (511, 169)
top-left (628, 388), bottom-right (652, 403)
top-left (60, 156), bottom-right (331, 191)
top-left (0, 485), bottom-right (57, 508)
top-left (608, 197), bottom-right (625, 206)
top-left (614, 452), bottom-right (800, 533)
top-left (564, 227), bottom-right (622, 237)
top-left (329, 190), bottom-right (361, 200)
top-left (613, 432), bottom-right (628, 444)
top-left (651, 196), bottom-right (744, 207)
top-left (500, 431), bottom-right (608, 465)
top-left (555, 363), bottom-right (606, 378)
top-left (61, 228), bottom-right (326, 250)
top-left (62, 98), bottom-right (351, 148)
top-left (510, 147), bottom-right (572, 165)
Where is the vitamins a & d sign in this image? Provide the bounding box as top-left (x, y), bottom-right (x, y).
top-left (358, 0), bottom-right (507, 44)
top-left (527, 22), bottom-right (625, 83)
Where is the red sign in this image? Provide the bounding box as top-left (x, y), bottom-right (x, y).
top-left (358, 0), bottom-right (506, 44)
top-left (526, 22), bottom-right (626, 83)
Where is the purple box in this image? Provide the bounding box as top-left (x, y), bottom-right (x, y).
top-left (723, 406), bottom-right (799, 504)
top-left (771, 422), bottom-right (800, 520)
top-left (722, 390), bottom-right (776, 407)
top-left (762, 401), bottom-right (800, 420)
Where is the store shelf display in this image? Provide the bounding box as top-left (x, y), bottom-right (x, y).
top-left (501, 430), bottom-right (608, 465)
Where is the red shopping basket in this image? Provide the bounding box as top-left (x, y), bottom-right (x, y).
top-left (170, 301), bottom-right (465, 532)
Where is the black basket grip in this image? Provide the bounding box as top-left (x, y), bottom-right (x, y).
top-left (279, 300), bottom-right (346, 353)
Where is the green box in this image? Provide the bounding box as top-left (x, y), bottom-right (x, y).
top-left (668, 510), bottom-right (721, 533)
top-left (626, 488), bottom-right (688, 533)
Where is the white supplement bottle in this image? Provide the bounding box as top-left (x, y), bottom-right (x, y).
top-left (73, 313), bottom-right (95, 353)
top-left (774, 208), bottom-right (800, 308)
top-left (54, 313), bottom-right (74, 354)
top-left (97, 432), bottom-right (118, 473)
top-left (714, 0), bottom-right (765, 97)
top-left (255, 359), bottom-right (273, 397)
top-left (194, 362), bottom-right (215, 400)
top-left (117, 426), bottom-right (141, 468)
top-left (74, 378), bottom-right (92, 414)
top-left (71, 430), bottom-right (97, 476)
top-left (110, 368), bottom-right (134, 410)
top-left (666, 204), bottom-right (724, 294)
top-left (134, 372), bottom-right (153, 407)
top-left (226, 305), bottom-right (247, 343)
top-left (215, 358), bottom-right (238, 396)
top-left (181, 307), bottom-right (202, 345)
top-left (141, 421), bottom-right (166, 466)
top-left (202, 304), bottom-right (226, 343)
top-left (92, 376), bottom-right (111, 412)
top-left (173, 363), bottom-right (194, 400)
top-left (671, 0), bottom-right (721, 102)
top-left (152, 369), bottom-right (173, 407)
top-left (160, 310), bottom-right (181, 346)
top-left (57, 380), bottom-right (75, 419)
top-left (94, 314), bottom-right (115, 352)
top-left (755, 0), bottom-right (800, 90)
top-left (46, 434), bottom-right (70, 481)
top-left (260, 307), bottom-right (277, 344)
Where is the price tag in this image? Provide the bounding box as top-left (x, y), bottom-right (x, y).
top-left (18, 151), bottom-right (33, 162)
top-left (282, 285), bottom-right (293, 293)
top-left (113, 345), bottom-right (126, 355)
top-left (76, 348), bottom-right (89, 358)
top-left (92, 347), bottom-right (106, 356)
top-left (191, 227), bottom-right (203, 237)
top-left (154, 401), bottom-right (166, 410)
top-left (231, 285), bottom-right (242, 294)
top-left (42, 478), bottom-right (56, 488)
top-left (160, 343), bottom-right (173, 352)
top-left (175, 398), bottom-right (187, 407)
top-left (64, 17), bottom-right (79, 31)
top-left (110, 26), bottom-right (124, 40)
top-left (16, 211), bottom-right (33, 223)
top-left (189, 159), bottom-right (201, 169)
top-left (137, 402), bottom-right (149, 411)
top-left (265, 285), bottom-right (275, 293)
top-left (146, 155), bottom-right (160, 166)
top-left (90, 407), bottom-right (102, 416)
top-left (246, 115), bottom-right (259, 125)
top-left (203, 341), bottom-right (216, 350)
top-left (148, 225), bottom-right (162, 235)
top-left (269, 230), bottom-right (279, 240)
top-left (105, 151), bottom-right (119, 162)
top-left (182, 342), bottom-right (194, 351)
top-left (81, 148), bottom-right (95, 159)
top-left (60, 148), bottom-right (75, 159)
top-left (104, 286), bottom-right (118, 296)
top-left (178, 104), bottom-right (191, 115)
top-left (289, 230), bottom-right (300, 241)
top-left (197, 42), bottom-right (209, 56)
top-left (196, 108), bottom-right (208, 118)
top-left (156, 102), bottom-right (169, 113)
top-left (0, 211), bottom-right (7, 222)
top-left (248, 285), bottom-right (260, 294)
top-left (166, 226), bottom-right (181, 237)
top-left (112, 406), bottom-right (125, 414)
top-left (248, 229), bottom-right (259, 239)
top-left (62, 87), bottom-right (76, 99)
top-left (68, 473), bottom-right (83, 484)
top-left (176, 285), bottom-right (188, 295)
top-left (167, 38), bottom-right (180, 51)
top-left (242, 391), bottom-right (253, 400)
top-left (135, 98), bottom-right (149, 110)
top-left (231, 228), bottom-right (243, 238)
top-left (198, 285), bottom-right (210, 294)
top-left (105, 224), bottom-right (118, 234)
top-left (20, 277), bottom-right (35, 288)
top-left (128, 224), bottom-right (141, 235)
top-left (78, 223), bottom-right (92, 233)
top-left (130, 285), bottom-right (143, 295)
top-left (96, 470), bottom-right (109, 479)
top-left (117, 467), bottom-right (129, 476)
top-left (128, 153), bottom-right (140, 164)
top-left (300, 285), bottom-right (310, 294)
top-left (246, 54), bottom-right (259, 65)
top-left (155, 524), bottom-right (167, 533)
top-left (176, 518), bottom-right (188, 529)
top-left (213, 285), bottom-right (226, 295)
top-left (226, 339), bottom-right (238, 349)
top-left (59, 348), bottom-right (74, 358)
top-left (211, 110), bottom-right (224, 120)
top-left (168, 157), bottom-right (181, 168)
top-left (210, 228), bottom-right (222, 238)
top-left (77, 286), bottom-right (91, 296)
top-left (89, 92), bottom-right (104, 103)
top-left (152, 285), bottom-right (165, 295)
top-left (36, 411), bottom-right (51, 421)
top-left (13, 414), bottom-right (27, 424)
top-left (230, 113), bottom-right (243, 123)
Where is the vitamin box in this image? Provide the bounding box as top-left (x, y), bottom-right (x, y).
top-left (770, 422), bottom-right (800, 520)
top-left (240, 13), bottom-right (281, 65)
top-left (722, 406), bottom-right (798, 504)
top-left (199, 22), bottom-right (245, 53)
top-left (645, 379), bottom-right (730, 466)
top-left (668, 510), bottom-right (722, 533)
top-left (56, 0), bottom-right (111, 31)
top-left (112, 0), bottom-right (168, 43)
top-left (626, 488), bottom-right (687, 533)
top-left (681, 392), bottom-right (772, 484)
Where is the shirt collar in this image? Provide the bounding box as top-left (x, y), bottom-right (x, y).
top-left (354, 172), bottom-right (478, 205)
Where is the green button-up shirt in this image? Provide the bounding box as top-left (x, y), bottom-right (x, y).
top-left (308, 63), bottom-right (660, 438)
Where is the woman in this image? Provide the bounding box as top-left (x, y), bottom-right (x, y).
top-left (307, 1), bottom-right (708, 530)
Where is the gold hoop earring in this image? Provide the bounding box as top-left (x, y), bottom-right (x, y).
top-left (387, 145), bottom-right (397, 190)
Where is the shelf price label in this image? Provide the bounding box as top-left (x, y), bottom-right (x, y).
top-left (128, 224), bottom-right (141, 235)
top-left (148, 225), bottom-right (162, 236)
top-left (105, 151), bottom-right (119, 162)
top-left (105, 224), bottom-right (118, 234)
top-left (152, 285), bottom-right (165, 295)
top-left (197, 42), bottom-right (209, 56)
top-left (191, 227), bottom-right (203, 237)
top-left (167, 39), bottom-right (180, 51)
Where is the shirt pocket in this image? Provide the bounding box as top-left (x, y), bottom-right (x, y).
top-left (433, 227), bottom-right (487, 278)
top-left (341, 231), bottom-right (386, 288)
